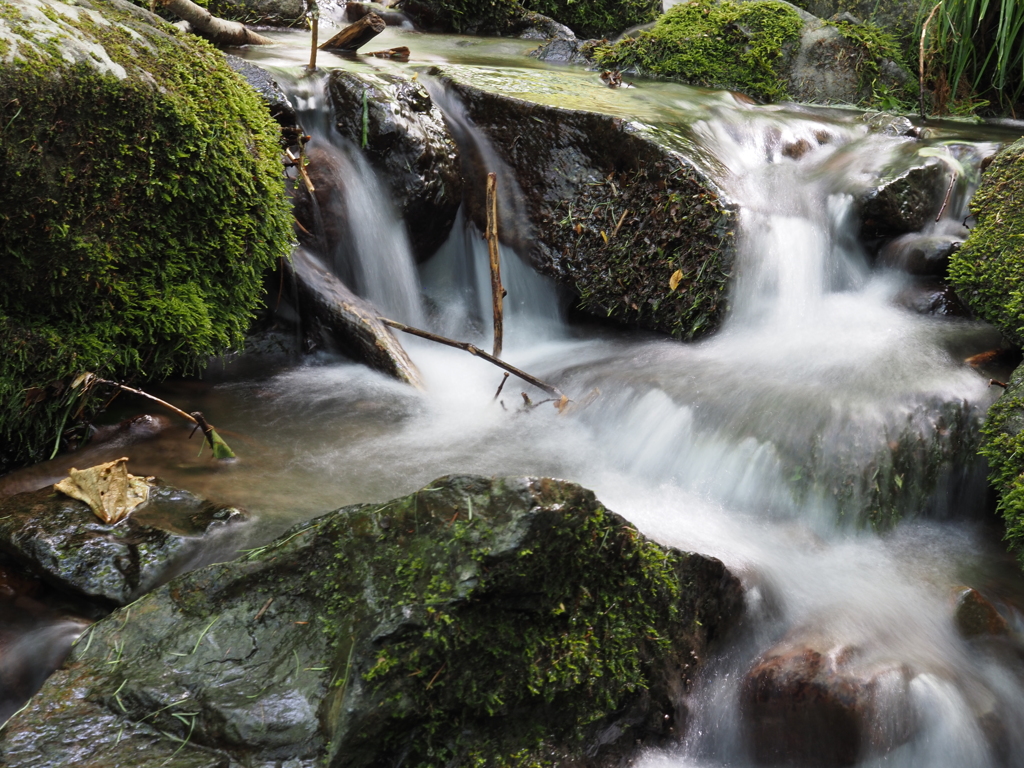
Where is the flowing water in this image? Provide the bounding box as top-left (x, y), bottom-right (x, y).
top-left (6, 23), bottom-right (1024, 765)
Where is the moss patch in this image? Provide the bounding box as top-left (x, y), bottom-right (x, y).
top-left (951, 138), bottom-right (1024, 567)
top-left (523, 0), bottom-right (660, 38)
top-left (0, 0), bottom-right (293, 471)
top-left (948, 138), bottom-right (1024, 346)
top-left (594, 0), bottom-right (804, 103)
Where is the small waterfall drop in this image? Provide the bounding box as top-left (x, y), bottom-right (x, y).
top-left (285, 74), bottom-right (425, 326)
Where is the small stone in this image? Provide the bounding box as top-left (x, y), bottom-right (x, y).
top-left (953, 587), bottom-right (1009, 638)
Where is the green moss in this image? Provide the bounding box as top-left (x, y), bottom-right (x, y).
top-left (594, 0), bottom-right (803, 102)
top-left (0, 0), bottom-right (293, 471)
top-left (564, 161), bottom-right (735, 340)
top-left (307, 478), bottom-right (698, 767)
top-left (950, 138), bottom-right (1024, 567)
top-left (979, 365), bottom-right (1024, 565)
top-left (948, 138), bottom-right (1024, 346)
top-left (523, 0), bottom-right (660, 38)
top-left (400, 0), bottom-right (524, 34)
top-left (826, 19), bottom-right (917, 110)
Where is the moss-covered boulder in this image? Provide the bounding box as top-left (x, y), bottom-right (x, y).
top-left (434, 67), bottom-right (738, 340)
top-left (594, 0), bottom-right (914, 107)
top-left (949, 138), bottom-right (1024, 347)
top-left (950, 138), bottom-right (1024, 568)
top-left (0, 475), bottom-right (743, 767)
top-left (398, 0), bottom-right (659, 37)
top-left (0, 0), bottom-right (293, 473)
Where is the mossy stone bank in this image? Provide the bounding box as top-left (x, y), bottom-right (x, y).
top-left (0, 0), bottom-right (293, 473)
top-left (399, 0), bottom-right (659, 37)
top-left (950, 138), bottom-right (1024, 568)
top-left (594, 0), bottom-right (914, 108)
top-left (0, 475), bottom-right (743, 767)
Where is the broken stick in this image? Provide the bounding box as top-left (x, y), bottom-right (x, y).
top-left (486, 172), bottom-right (504, 359)
top-left (319, 12), bottom-right (385, 52)
top-left (378, 318), bottom-right (565, 399)
top-left (87, 376), bottom-right (236, 459)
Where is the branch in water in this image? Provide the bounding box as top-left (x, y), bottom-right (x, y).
top-left (83, 375), bottom-right (236, 459)
top-left (378, 318), bottom-right (565, 399)
top-left (159, 0), bottom-right (273, 45)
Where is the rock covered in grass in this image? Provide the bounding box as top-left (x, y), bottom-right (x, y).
top-left (434, 67), bottom-right (739, 340)
top-left (0, 484), bottom-right (248, 606)
top-left (0, 475), bottom-right (743, 767)
top-left (0, 0), bottom-right (293, 474)
top-left (950, 139), bottom-right (1024, 569)
top-left (593, 0), bottom-right (914, 108)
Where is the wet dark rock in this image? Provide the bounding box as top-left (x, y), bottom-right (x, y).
top-left (878, 233), bottom-right (961, 276)
top-left (953, 587), bottom-right (1010, 638)
top-left (530, 36), bottom-right (601, 65)
top-left (436, 70), bottom-right (739, 340)
top-left (344, 1), bottom-right (411, 25)
top-left (893, 279), bottom-right (969, 317)
top-left (0, 485), bottom-right (248, 606)
top-left (224, 54), bottom-right (298, 127)
top-left (284, 247), bottom-right (423, 386)
top-left (859, 161), bottom-right (948, 240)
top-left (741, 632), bottom-right (916, 766)
top-left (0, 475), bottom-right (743, 768)
top-left (326, 70), bottom-right (462, 261)
top-left (510, 10), bottom-right (575, 40)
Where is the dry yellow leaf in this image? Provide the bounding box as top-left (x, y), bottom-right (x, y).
top-left (54, 457), bottom-right (151, 524)
top-left (669, 269), bottom-right (684, 291)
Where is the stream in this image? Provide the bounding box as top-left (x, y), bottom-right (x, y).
top-left (6, 19), bottom-right (1024, 767)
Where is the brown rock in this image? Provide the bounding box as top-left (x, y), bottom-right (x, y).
top-left (953, 587), bottom-right (1009, 638)
top-left (741, 632), bottom-right (916, 766)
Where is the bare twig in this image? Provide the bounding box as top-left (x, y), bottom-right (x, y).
top-left (486, 172), bottom-right (504, 359)
top-left (991, 379), bottom-right (1008, 388)
top-left (307, 3), bottom-right (319, 71)
top-left (493, 372), bottom-right (510, 400)
top-left (90, 377), bottom-right (235, 459)
top-left (286, 147), bottom-right (315, 194)
top-left (378, 318), bottom-right (565, 398)
top-left (919, 3), bottom-right (941, 119)
top-left (936, 173), bottom-right (957, 221)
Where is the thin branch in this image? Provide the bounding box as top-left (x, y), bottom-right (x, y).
top-left (493, 372), bottom-right (510, 400)
top-left (920, 3), bottom-right (941, 119)
top-left (486, 172), bottom-right (504, 359)
top-left (936, 172), bottom-right (957, 221)
top-left (90, 378), bottom-right (235, 458)
top-left (378, 318), bottom-right (565, 398)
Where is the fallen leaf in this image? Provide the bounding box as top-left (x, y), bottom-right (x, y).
top-left (669, 269), bottom-right (684, 291)
top-left (54, 457), bottom-right (151, 524)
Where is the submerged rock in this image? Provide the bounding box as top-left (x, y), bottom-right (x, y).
top-left (0, 475), bottom-right (743, 767)
top-left (859, 161), bottom-right (948, 241)
top-left (325, 70), bottom-right (462, 261)
top-left (741, 632), bottom-right (916, 766)
top-left (435, 69), bottom-right (738, 340)
top-left (878, 233), bottom-right (962, 277)
top-left (953, 587), bottom-right (1010, 638)
top-left (0, 484), bottom-right (248, 606)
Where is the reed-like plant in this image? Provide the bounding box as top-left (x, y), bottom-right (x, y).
top-left (921, 0), bottom-right (1024, 113)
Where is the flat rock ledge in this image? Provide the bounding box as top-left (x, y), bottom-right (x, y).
top-left (0, 475), bottom-right (742, 768)
top-left (0, 485), bottom-right (248, 607)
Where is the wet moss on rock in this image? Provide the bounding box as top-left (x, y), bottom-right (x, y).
top-left (523, 0), bottom-right (661, 39)
top-left (950, 138), bottom-right (1024, 567)
top-left (594, 0), bottom-right (804, 103)
top-left (0, 475), bottom-right (743, 767)
top-left (0, 0), bottom-right (293, 472)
